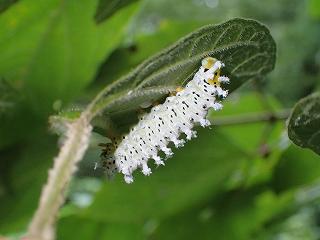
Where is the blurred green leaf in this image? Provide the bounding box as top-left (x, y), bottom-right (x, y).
top-left (152, 189), bottom-right (294, 240)
top-left (272, 144), bottom-right (320, 192)
top-left (0, 0), bottom-right (17, 14)
top-left (0, 78), bottom-right (18, 116)
top-left (267, 11), bottom-right (320, 106)
top-left (211, 93), bottom-right (282, 151)
top-left (211, 93), bottom-right (285, 188)
top-left (0, 134), bottom-right (57, 234)
top-left (95, 21), bottom-right (203, 86)
top-left (257, 207), bottom-right (320, 240)
top-left (288, 92), bottom-right (320, 155)
top-left (91, 18), bottom-right (276, 124)
top-left (95, 0), bottom-right (139, 23)
top-left (0, 79), bottom-right (36, 149)
top-left (309, 0), bottom-right (320, 19)
top-left (0, 109), bottom-right (39, 150)
top-left (0, 0), bottom-right (138, 115)
top-left (58, 217), bottom-right (143, 240)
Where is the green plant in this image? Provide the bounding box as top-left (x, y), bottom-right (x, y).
top-left (1, 1), bottom-right (320, 240)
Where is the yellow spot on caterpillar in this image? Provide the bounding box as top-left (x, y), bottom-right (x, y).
top-left (170, 86), bottom-right (184, 96)
top-left (201, 57), bottom-right (217, 69)
top-left (208, 69), bottom-right (221, 86)
top-left (176, 86), bottom-right (184, 92)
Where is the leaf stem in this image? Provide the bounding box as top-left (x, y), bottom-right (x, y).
top-left (211, 109), bottom-right (291, 126)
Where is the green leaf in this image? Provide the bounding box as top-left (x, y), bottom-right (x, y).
top-left (95, 0), bottom-right (139, 23)
top-left (95, 21), bottom-right (203, 86)
top-left (266, 12), bottom-right (320, 106)
top-left (0, 0), bottom-right (138, 115)
top-left (0, 78), bottom-right (18, 116)
top-left (0, 0), bottom-right (17, 14)
top-left (0, 134), bottom-right (57, 234)
top-left (102, 86), bottom-right (175, 114)
top-left (58, 216), bottom-right (144, 240)
top-left (288, 92), bottom-right (320, 155)
top-left (309, 0), bottom-right (320, 19)
top-left (272, 144), bottom-right (320, 192)
top-left (91, 18), bottom-right (276, 120)
top-left (0, 78), bottom-right (36, 150)
top-left (152, 190), bottom-right (293, 240)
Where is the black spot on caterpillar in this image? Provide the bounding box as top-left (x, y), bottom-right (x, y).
top-left (100, 57), bottom-right (230, 183)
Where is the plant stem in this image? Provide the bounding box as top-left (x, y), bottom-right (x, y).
top-left (26, 91), bottom-right (113, 239)
top-left (211, 109), bottom-right (291, 126)
top-left (26, 115), bottom-right (92, 240)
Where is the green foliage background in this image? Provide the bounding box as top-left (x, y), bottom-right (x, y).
top-left (0, 0), bottom-right (319, 239)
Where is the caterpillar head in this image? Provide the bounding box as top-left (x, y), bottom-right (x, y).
top-left (201, 57), bottom-right (221, 87)
top-left (201, 57), bottom-right (217, 69)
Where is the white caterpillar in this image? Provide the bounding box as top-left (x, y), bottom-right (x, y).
top-left (101, 57), bottom-right (230, 183)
